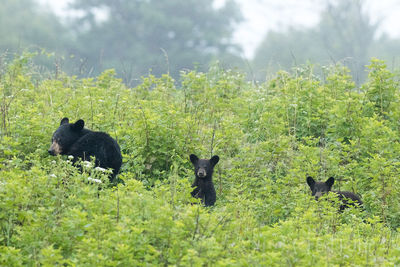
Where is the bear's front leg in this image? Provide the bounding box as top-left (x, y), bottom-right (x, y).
top-left (204, 185), bottom-right (216, 207)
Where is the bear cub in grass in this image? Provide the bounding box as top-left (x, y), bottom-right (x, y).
top-left (190, 154), bottom-right (219, 207)
top-left (49, 118), bottom-right (123, 184)
top-left (306, 176), bottom-right (362, 211)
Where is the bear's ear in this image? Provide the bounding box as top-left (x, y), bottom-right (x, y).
top-left (306, 176), bottom-right (315, 189)
top-left (60, 117), bottom-right (69, 125)
top-left (73, 119), bottom-right (85, 131)
top-left (325, 177), bottom-right (335, 189)
top-left (210, 155), bottom-right (219, 166)
top-left (190, 154), bottom-right (199, 165)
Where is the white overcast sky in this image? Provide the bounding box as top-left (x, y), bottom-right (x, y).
top-left (40, 0), bottom-right (400, 58)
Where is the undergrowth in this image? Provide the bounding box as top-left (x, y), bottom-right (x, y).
top-left (1, 55), bottom-right (400, 265)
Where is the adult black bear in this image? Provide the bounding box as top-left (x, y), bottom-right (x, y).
top-left (190, 154), bottom-right (219, 207)
top-left (306, 176), bottom-right (362, 211)
top-left (48, 118), bottom-right (123, 184)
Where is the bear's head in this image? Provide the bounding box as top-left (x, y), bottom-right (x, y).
top-left (48, 118), bottom-right (85, 156)
top-left (306, 176), bottom-right (334, 200)
top-left (190, 154), bottom-right (219, 179)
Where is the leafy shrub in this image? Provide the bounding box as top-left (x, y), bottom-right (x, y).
top-left (1, 55), bottom-right (400, 265)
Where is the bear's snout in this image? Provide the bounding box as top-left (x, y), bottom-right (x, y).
top-left (197, 168), bottom-right (206, 177)
top-left (314, 191), bottom-right (323, 199)
top-left (49, 141), bottom-right (62, 156)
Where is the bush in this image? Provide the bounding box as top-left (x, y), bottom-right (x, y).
top-left (1, 55), bottom-right (400, 265)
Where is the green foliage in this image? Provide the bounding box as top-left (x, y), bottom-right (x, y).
top-left (363, 58), bottom-right (398, 117)
top-left (1, 54), bottom-right (400, 265)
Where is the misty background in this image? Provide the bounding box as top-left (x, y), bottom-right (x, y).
top-left (2, 0), bottom-right (400, 85)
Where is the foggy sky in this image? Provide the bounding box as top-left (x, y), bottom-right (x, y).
top-left (39, 0), bottom-right (400, 58)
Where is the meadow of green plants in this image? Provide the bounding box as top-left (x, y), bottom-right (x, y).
top-left (1, 54), bottom-right (400, 266)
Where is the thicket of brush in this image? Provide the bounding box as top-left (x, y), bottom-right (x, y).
top-left (1, 54), bottom-right (400, 265)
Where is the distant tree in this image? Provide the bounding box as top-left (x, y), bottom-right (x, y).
top-left (369, 35), bottom-right (400, 70)
top-left (318, 0), bottom-right (376, 81)
top-left (253, 0), bottom-right (377, 82)
top-left (69, 0), bottom-right (243, 83)
top-left (0, 0), bottom-right (68, 55)
top-left (252, 27), bottom-right (327, 80)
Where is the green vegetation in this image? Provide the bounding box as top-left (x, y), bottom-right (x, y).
top-left (1, 54), bottom-right (400, 265)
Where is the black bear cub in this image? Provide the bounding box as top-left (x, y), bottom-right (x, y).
top-left (190, 154), bottom-right (219, 207)
top-left (49, 118), bottom-right (123, 184)
top-left (306, 176), bottom-right (362, 211)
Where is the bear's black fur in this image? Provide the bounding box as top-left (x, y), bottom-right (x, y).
top-left (190, 154), bottom-right (219, 207)
top-left (48, 118), bottom-right (123, 184)
top-left (306, 176), bottom-right (362, 211)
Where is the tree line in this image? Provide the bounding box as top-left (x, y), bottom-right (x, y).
top-left (2, 0), bottom-right (400, 84)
